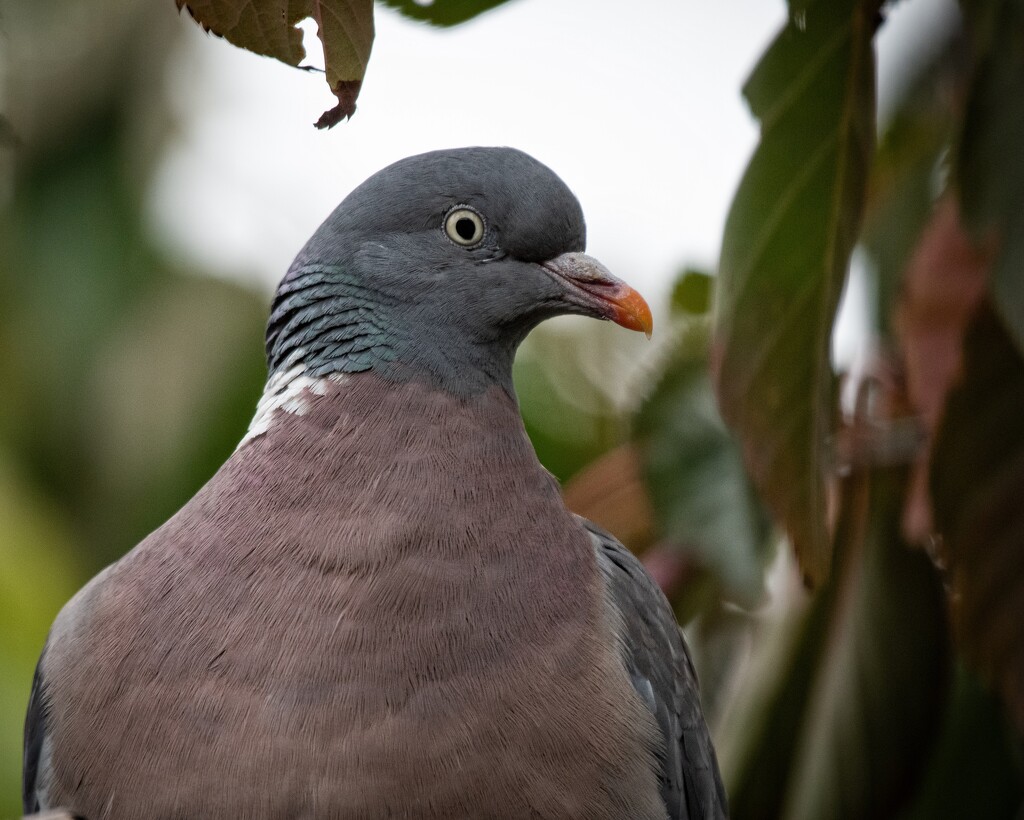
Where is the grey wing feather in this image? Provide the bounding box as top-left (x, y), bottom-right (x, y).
top-left (582, 517), bottom-right (728, 820)
top-left (23, 649), bottom-right (49, 815)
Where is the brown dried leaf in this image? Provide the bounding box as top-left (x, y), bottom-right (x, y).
top-left (894, 194), bottom-right (992, 543)
top-left (562, 443), bottom-right (657, 553)
top-left (176, 0), bottom-right (374, 126)
top-left (931, 303), bottom-right (1024, 732)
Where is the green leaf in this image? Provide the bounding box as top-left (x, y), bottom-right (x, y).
top-left (720, 466), bottom-right (950, 818)
top-left (781, 471), bottom-right (951, 819)
top-left (931, 303), bottom-right (1024, 732)
top-left (634, 321), bottom-right (773, 608)
top-left (901, 664), bottom-right (1024, 820)
top-left (378, 0), bottom-right (513, 27)
top-left (718, 585), bottom-right (836, 819)
top-left (713, 1), bottom-right (879, 583)
top-left (176, 0), bottom-right (374, 127)
top-left (721, 469), bottom-right (951, 819)
top-left (957, 0), bottom-right (1024, 354)
top-left (669, 268), bottom-right (714, 316)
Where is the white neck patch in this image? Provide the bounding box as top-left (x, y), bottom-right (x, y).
top-left (238, 354), bottom-right (348, 447)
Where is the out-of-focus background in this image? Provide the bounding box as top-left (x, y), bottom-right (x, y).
top-left (3, 0), bottom-right (1023, 817)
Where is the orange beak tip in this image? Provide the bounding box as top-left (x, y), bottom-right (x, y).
top-left (613, 287), bottom-right (654, 339)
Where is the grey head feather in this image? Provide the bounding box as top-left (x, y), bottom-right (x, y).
top-left (266, 147), bottom-right (589, 396)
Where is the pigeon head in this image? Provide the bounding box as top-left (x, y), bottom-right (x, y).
top-left (266, 147), bottom-right (652, 394)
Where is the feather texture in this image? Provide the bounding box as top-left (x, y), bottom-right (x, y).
top-left (588, 520), bottom-right (728, 819)
top-left (27, 376), bottom-right (668, 819)
top-left (25, 147), bottom-right (723, 819)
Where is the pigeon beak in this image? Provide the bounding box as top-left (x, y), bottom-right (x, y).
top-left (540, 252), bottom-right (654, 338)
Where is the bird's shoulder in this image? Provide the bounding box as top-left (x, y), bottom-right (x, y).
top-left (577, 516), bottom-right (729, 820)
top-left (23, 561), bottom-right (118, 813)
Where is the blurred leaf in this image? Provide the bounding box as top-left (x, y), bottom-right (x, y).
top-left (635, 321), bottom-right (773, 608)
top-left (782, 469), bottom-right (950, 819)
top-left (685, 603), bottom-right (758, 728)
top-left (901, 664), bottom-right (1024, 820)
top-left (0, 118), bottom-right (158, 506)
top-left (931, 303), bottom-right (1024, 732)
top-left (723, 467), bottom-right (951, 819)
top-left (713, 0), bottom-right (879, 584)
top-left (563, 444), bottom-right (657, 552)
top-left (670, 268), bottom-right (714, 315)
top-left (957, 0), bottom-right (1024, 353)
top-left (789, 0), bottom-right (832, 14)
top-left (893, 195), bottom-right (990, 543)
top-left (1, 1), bottom-right (173, 158)
top-left (0, 115), bottom-right (20, 150)
top-left (862, 26), bottom-right (961, 337)
top-left (176, 0), bottom-right (374, 127)
top-left (515, 325), bottom-right (629, 483)
top-left (83, 274), bottom-right (269, 564)
top-left (860, 26), bottom-right (966, 548)
top-left (0, 114), bottom-right (269, 569)
top-left (378, 0), bottom-right (513, 27)
top-left (720, 586), bottom-right (833, 819)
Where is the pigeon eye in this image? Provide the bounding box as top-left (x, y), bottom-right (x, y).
top-left (444, 207), bottom-right (485, 247)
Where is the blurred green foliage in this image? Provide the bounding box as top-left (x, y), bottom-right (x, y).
top-left (721, 467), bottom-right (950, 819)
top-left (634, 316), bottom-right (773, 610)
top-left (957, 0), bottom-right (1024, 351)
top-left (703, 0), bottom-right (1024, 815)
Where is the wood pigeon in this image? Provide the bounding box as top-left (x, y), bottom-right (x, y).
top-left (23, 147), bottom-right (728, 819)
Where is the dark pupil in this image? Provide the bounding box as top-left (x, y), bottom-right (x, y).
top-left (455, 217), bottom-right (477, 241)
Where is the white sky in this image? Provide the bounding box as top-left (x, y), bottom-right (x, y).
top-left (150, 0), bottom-right (959, 362)
top-left (151, 0), bottom-right (787, 304)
